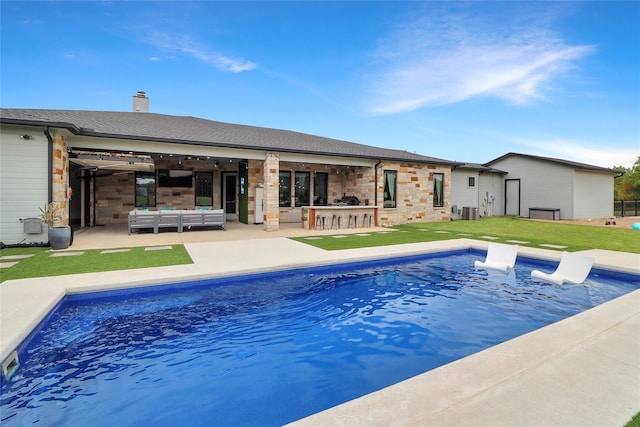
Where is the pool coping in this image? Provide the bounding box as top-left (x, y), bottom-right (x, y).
top-left (1, 238), bottom-right (639, 426)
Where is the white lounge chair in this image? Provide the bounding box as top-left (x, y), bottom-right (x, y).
top-left (531, 252), bottom-right (594, 285)
top-left (474, 243), bottom-right (518, 272)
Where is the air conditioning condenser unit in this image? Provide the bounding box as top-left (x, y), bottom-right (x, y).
top-left (462, 207), bottom-right (479, 220)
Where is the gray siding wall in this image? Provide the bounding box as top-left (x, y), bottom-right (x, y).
top-left (0, 125), bottom-right (49, 244)
top-left (478, 173), bottom-right (504, 216)
top-left (451, 170), bottom-right (479, 219)
top-left (574, 170), bottom-right (614, 219)
top-left (491, 157), bottom-right (575, 219)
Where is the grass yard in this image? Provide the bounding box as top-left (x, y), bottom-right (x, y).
top-left (292, 216), bottom-right (640, 253)
top-left (1, 217), bottom-right (637, 282)
top-left (0, 245), bottom-right (193, 283)
top-left (625, 412), bottom-right (640, 427)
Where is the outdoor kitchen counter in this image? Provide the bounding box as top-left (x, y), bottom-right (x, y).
top-left (301, 206), bottom-right (378, 230)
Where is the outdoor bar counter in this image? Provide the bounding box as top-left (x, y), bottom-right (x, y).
top-left (301, 205), bottom-right (378, 230)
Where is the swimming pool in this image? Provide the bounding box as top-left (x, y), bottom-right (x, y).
top-left (1, 249), bottom-right (638, 426)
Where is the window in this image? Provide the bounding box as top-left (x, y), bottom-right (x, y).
top-left (195, 172), bottom-right (213, 207)
top-left (468, 176), bottom-right (476, 188)
top-left (294, 171), bottom-right (310, 207)
top-left (313, 172), bottom-right (328, 206)
top-left (383, 170), bottom-right (397, 208)
top-left (158, 169), bottom-right (192, 187)
top-left (135, 172), bottom-right (156, 208)
top-left (279, 171), bottom-right (291, 207)
top-left (433, 173), bottom-right (444, 207)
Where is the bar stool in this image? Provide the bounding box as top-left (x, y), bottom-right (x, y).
top-left (315, 214), bottom-right (326, 230)
top-left (330, 214), bottom-right (341, 230)
top-left (363, 213), bottom-right (370, 228)
top-left (348, 214), bottom-right (356, 229)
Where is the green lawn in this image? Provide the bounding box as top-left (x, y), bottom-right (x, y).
top-left (625, 412), bottom-right (640, 427)
top-left (1, 217), bottom-right (637, 282)
top-left (0, 245), bottom-right (193, 283)
top-left (291, 217), bottom-right (640, 253)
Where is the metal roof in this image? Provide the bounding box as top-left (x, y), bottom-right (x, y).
top-left (484, 152), bottom-right (619, 174)
top-left (0, 108), bottom-right (455, 165)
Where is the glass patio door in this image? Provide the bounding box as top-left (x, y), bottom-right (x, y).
top-left (223, 172), bottom-right (237, 221)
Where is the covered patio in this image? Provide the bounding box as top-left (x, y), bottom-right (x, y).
top-left (69, 220), bottom-right (392, 250)
top-left (67, 145), bottom-right (388, 233)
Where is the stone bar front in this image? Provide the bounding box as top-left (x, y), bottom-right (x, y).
top-left (301, 206), bottom-right (378, 230)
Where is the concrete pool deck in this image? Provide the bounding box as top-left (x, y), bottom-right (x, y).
top-left (1, 225), bottom-right (639, 426)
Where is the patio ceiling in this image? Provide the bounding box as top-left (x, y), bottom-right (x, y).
top-left (69, 151), bottom-right (155, 172)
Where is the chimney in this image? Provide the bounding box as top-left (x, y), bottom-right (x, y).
top-left (133, 91), bottom-right (149, 112)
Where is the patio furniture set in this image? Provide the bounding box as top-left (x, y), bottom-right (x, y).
top-left (128, 209), bottom-right (226, 235)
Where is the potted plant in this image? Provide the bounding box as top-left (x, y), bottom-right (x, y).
top-left (40, 202), bottom-right (71, 250)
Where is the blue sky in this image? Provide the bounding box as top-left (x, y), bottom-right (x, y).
top-left (2, 1), bottom-right (638, 168)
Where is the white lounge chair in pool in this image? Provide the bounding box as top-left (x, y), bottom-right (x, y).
top-left (531, 252), bottom-right (594, 285)
top-left (474, 243), bottom-right (518, 272)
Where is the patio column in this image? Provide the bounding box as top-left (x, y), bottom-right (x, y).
top-left (51, 133), bottom-right (69, 226)
top-left (263, 153), bottom-right (280, 231)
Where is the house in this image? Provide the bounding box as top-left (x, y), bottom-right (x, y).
top-left (452, 153), bottom-right (619, 220)
top-left (0, 93), bottom-right (455, 245)
top-left (451, 163), bottom-right (507, 219)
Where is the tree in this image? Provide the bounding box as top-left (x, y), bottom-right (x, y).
top-left (614, 156), bottom-right (640, 200)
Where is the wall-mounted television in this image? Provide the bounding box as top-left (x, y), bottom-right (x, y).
top-left (158, 169), bottom-right (193, 187)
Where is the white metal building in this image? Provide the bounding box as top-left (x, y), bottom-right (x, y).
top-left (484, 153), bottom-right (618, 220)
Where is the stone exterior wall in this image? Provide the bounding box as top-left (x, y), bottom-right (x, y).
top-left (94, 158), bottom-right (232, 225)
top-left (84, 153), bottom-right (451, 228)
top-left (273, 161), bottom-right (450, 227)
top-left (262, 162), bottom-right (451, 226)
top-left (276, 163), bottom-right (377, 225)
top-left (339, 165), bottom-right (375, 205)
top-left (95, 173), bottom-right (135, 224)
top-left (154, 159), bottom-right (226, 210)
top-left (376, 162), bottom-right (451, 227)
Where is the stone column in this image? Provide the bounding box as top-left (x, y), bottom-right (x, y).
top-left (247, 159), bottom-right (264, 224)
top-left (263, 153), bottom-right (280, 231)
top-left (51, 133), bottom-right (69, 226)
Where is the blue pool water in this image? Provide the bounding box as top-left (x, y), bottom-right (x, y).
top-left (1, 250), bottom-right (638, 427)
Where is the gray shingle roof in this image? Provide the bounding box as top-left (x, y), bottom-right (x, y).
top-left (0, 108), bottom-right (455, 165)
top-left (485, 152), bottom-right (619, 174)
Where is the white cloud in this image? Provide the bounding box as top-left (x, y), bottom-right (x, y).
top-left (149, 33), bottom-right (256, 73)
top-left (365, 5), bottom-right (595, 115)
top-left (517, 138), bottom-right (638, 169)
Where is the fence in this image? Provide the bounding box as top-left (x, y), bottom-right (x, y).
top-left (614, 200), bottom-right (640, 217)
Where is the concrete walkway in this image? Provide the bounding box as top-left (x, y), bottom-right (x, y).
top-left (1, 226), bottom-right (639, 426)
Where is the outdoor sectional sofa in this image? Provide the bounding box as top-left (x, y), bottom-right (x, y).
top-left (128, 209), bottom-right (226, 234)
